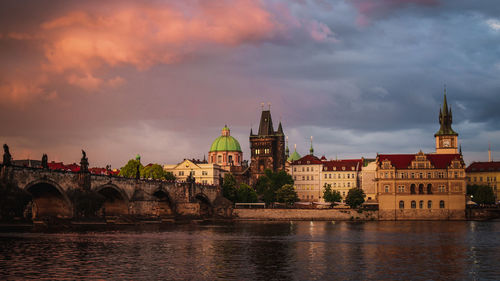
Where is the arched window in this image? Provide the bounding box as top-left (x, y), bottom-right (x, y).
top-left (427, 200), bottom-right (432, 209)
top-left (410, 184), bottom-right (416, 194)
top-left (440, 200), bottom-right (445, 209)
top-left (411, 200), bottom-right (416, 209)
top-left (228, 155), bottom-right (233, 164)
top-left (427, 184), bottom-right (433, 194)
top-left (399, 200), bottom-right (405, 209)
top-left (419, 200), bottom-right (423, 209)
top-left (418, 184), bottom-right (424, 194)
top-left (217, 155), bottom-right (222, 163)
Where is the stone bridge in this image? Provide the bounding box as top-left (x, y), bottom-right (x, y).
top-left (1, 165), bottom-right (229, 221)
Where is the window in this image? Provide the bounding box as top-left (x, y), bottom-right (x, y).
top-left (419, 173), bottom-right (423, 179)
top-left (329, 174), bottom-right (332, 179)
top-left (411, 201), bottom-right (416, 209)
top-left (179, 171), bottom-right (184, 176)
top-left (217, 155), bottom-right (222, 163)
top-left (398, 185), bottom-right (405, 193)
top-left (264, 148), bottom-right (270, 154)
top-left (311, 176), bottom-right (314, 180)
top-left (454, 172), bottom-right (458, 178)
top-left (302, 176), bottom-right (305, 180)
top-left (418, 184), bottom-right (424, 194)
top-left (439, 200), bottom-right (445, 209)
top-left (411, 173), bottom-right (415, 179)
top-left (307, 167), bottom-right (310, 172)
top-left (419, 200), bottom-right (423, 209)
top-left (302, 167), bottom-right (304, 172)
top-left (427, 200), bottom-right (432, 209)
top-left (384, 185), bottom-right (389, 193)
top-left (324, 174), bottom-right (327, 179)
top-left (384, 172), bottom-right (388, 179)
top-left (427, 184), bottom-right (432, 194)
top-left (202, 171), bottom-right (208, 176)
top-left (294, 167), bottom-right (296, 172)
top-left (347, 182), bottom-right (350, 187)
top-left (410, 184), bottom-right (416, 194)
top-left (306, 176), bottom-right (309, 180)
top-left (427, 172), bottom-right (432, 178)
top-left (399, 201), bottom-right (404, 209)
top-left (473, 177), bottom-right (477, 182)
top-left (438, 185), bottom-right (446, 192)
top-left (228, 155), bottom-right (233, 163)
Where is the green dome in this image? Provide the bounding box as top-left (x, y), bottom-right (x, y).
top-left (210, 126), bottom-right (242, 152)
top-left (288, 150), bottom-right (301, 162)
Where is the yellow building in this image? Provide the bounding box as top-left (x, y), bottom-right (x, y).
top-left (376, 152), bottom-right (466, 220)
top-left (466, 161), bottom-right (500, 201)
top-left (290, 154), bottom-right (322, 202)
top-left (375, 92), bottom-right (466, 220)
top-left (320, 159), bottom-right (362, 203)
top-left (360, 160), bottom-right (377, 202)
top-left (163, 159), bottom-right (224, 185)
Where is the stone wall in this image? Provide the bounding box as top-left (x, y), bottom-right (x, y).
top-left (378, 209), bottom-right (465, 220)
top-left (234, 209), bottom-right (378, 221)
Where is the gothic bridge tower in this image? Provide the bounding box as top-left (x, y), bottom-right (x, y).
top-left (249, 107), bottom-right (285, 184)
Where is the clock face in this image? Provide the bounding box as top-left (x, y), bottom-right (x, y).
top-left (443, 139), bottom-right (450, 147)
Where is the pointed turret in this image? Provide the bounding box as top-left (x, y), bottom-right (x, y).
top-left (435, 88), bottom-right (457, 136)
top-left (257, 110), bottom-right (274, 136)
top-left (277, 122), bottom-right (284, 135)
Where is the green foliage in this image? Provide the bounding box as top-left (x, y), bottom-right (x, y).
top-left (164, 171), bottom-right (176, 181)
top-left (222, 173), bottom-right (238, 202)
top-left (469, 185), bottom-right (496, 205)
top-left (254, 169), bottom-right (294, 204)
top-left (67, 189), bottom-right (105, 219)
top-left (276, 184), bottom-right (299, 206)
top-left (236, 183), bottom-right (258, 203)
top-left (345, 188), bottom-right (365, 209)
top-left (142, 164), bottom-right (165, 180)
top-left (119, 159), bottom-right (143, 178)
top-left (323, 183), bottom-right (342, 203)
top-left (0, 180), bottom-right (31, 222)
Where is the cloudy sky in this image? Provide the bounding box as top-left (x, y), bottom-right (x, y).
top-left (1, 0), bottom-right (499, 168)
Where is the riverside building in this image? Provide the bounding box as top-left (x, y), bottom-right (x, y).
top-left (375, 91), bottom-right (466, 220)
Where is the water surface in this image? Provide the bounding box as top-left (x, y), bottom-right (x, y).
top-left (1, 221), bottom-right (499, 280)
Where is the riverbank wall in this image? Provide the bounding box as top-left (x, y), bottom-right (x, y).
top-left (233, 209), bottom-right (378, 221)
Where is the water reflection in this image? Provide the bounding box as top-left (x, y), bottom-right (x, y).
top-left (0, 221), bottom-right (499, 280)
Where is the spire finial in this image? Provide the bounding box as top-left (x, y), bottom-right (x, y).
top-left (309, 136), bottom-right (314, 155)
top-left (294, 143), bottom-right (297, 151)
top-left (261, 102), bottom-right (264, 111)
top-left (268, 102), bottom-right (271, 111)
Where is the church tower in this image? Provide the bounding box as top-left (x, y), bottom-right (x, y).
top-left (435, 88), bottom-right (458, 154)
top-left (249, 107), bottom-right (285, 184)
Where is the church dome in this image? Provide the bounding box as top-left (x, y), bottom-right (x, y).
top-left (288, 150), bottom-right (301, 162)
top-left (210, 126), bottom-right (242, 152)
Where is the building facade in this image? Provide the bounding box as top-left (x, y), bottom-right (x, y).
top-left (164, 159), bottom-right (224, 185)
top-left (320, 159), bottom-right (363, 203)
top-left (466, 161), bottom-right (500, 201)
top-left (249, 109), bottom-right (286, 184)
top-left (290, 154), bottom-right (322, 202)
top-left (376, 92), bottom-right (466, 220)
top-left (360, 159), bottom-right (377, 202)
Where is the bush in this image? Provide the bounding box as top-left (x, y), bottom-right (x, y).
top-left (323, 183), bottom-right (342, 203)
top-left (276, 184), bottom-right (299, 206)
top-left (236, 184), bottom-right (258, 203)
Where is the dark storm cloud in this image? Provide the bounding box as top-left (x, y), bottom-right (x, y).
top-left (1, 0), bottom-right (499, 167)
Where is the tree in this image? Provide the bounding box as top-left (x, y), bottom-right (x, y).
top-left (345, 188), bottom-right (365, 209)
top-left (472, 185), bottom-right (496, 205)
top-left (0, 180), bottom-right (31, 222)
top-left (142, 164), bottom-right (165, 180)
top-left (236, 184), bottom-right (258, 203)
top-left (119, 159), bottom-right (143, 178)
top-left (222, 173), bottom-right (237, 202)
top-left (254, 169), bottom-right (294, 204)
top-left (323, 183), bottom-right (342, 203)
top-left (164, 171), bottom-right (176, 181)
top-left (276, 184), bottom-right (299, 206)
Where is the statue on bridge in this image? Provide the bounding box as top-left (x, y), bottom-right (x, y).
top-left (3, 144), bottom-right (12, 166)
top-left (80, 150), bottom-right (89, 172)
top-left (41, 154), bottom-right (48, 169)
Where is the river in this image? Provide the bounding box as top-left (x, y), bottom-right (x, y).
top-left (1, 221), bottom-right (499, 280)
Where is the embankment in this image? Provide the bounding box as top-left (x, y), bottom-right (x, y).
top-left (234, 208), bottom-right (378, 221)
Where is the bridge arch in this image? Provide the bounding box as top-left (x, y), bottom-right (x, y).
top-left (24, 179), bottom-right (73, 219)
top-left (153, 188), bottom-right (175, 217)
top-left (194, 193), bottom-right (213, 217)
top-left (94, 184), bottom-right (129, 216)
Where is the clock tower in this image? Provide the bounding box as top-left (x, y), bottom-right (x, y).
top-left (435, 89), bottom-right (458, 154)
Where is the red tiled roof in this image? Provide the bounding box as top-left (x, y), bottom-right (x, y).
top-left (322, 159), bottom-right (363, 171)
top-left (378, 153), bottom-right (461, 169)
top-left (48, 162), bottom-right (80, 172)
top-left (466, 161), bottom-right (500, 172)
top-left (293, 154), bottom-right (322, 165)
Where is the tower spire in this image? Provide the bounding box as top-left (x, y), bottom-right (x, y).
top-left (309, 136), bottom-right (314, 155)
top-left (285, 136), bottom-right (290, 158)
top-left (489, 143), bottom-right (492, 162)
